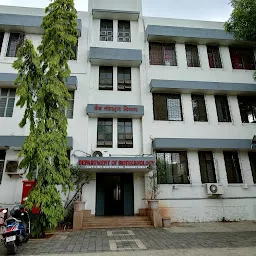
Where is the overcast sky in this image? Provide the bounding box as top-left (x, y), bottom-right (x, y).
top-left (1, 0), bottom-right (233, 22)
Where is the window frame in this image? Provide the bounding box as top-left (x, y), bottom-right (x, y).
top-left (0, 32), bottom-right (4, 54)
top-left (0, 150), bottom-right (6, 184)
top-left (248, 152), bottom-right (256, 184)
top-left (229, 47), bottom-right (256, 70)
top-left (156, 152), bottom-right (190, 184)
top-left (185, 44), bottom-right (200, 67)
top-left (100, 19), bottom-right (113, 42)
top-left (6, 32), bottom-right (24, 57)
top-left (198, 151), bottom-right (217, 183)
top-left (65, 91), bottom-right (75, 119)
top-left (149, 42), bottom-right (177, 66)
top-left (117, 67), bottom-right (131, 91)
top-left (223, 151), bottom-right (243, 184)
top-left (118, 20), bottom-right (131, 42)
top-left (237, 96), bottom-right (256, 123)
top-left (99, 66), bottom-right (113, 90)
top-left (214, 95), bottom-right (232, 122)
top-left (0, 88), bottom-right (16, 117)
top-left (97, 118), bottom-right (113, 148)
top-left (69, 40), bottom-right (78, 60)
top-left (153, 93), bottom-right (183, 121)
top-left (117, 118), bottom-right (133, 148)
top-left (207, 45), bottom-right (222, 68)
top-left (191, 94), bottom-right (208, 122)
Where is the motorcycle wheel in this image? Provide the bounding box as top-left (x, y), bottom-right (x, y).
top-left (24, 236), bottom-right (29, 243)
top-left (6, 241), bottom-right (17, 255)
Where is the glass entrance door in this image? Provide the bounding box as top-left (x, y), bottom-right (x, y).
top-left (96, 173), bottom-right (134, 216)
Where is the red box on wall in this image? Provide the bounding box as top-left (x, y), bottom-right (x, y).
top-left (21, 180), bottom-right (40, 214)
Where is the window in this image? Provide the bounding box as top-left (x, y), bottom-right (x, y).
top-left (66, 91), bottom-right (74, 119)
top-left (224, 151), bottom-right (243, 183)
top-left (0, 150), bottom-right (5, 184)
top-left (99, 66), bottom-right (113, 90)
top-left (6, 32), bottom-right (24, 57)
top-left (248, 152), bottom-right (256, 183)
top-left (198, 151), bottom-right (216, 183)
top-left (118, 21), bottom-right (131, 42)
top-left (229, 47), bottom-right (255, 70)
top-left (97, 118), bottom-right (113, 148)
top-left (149, 42), bottom-right (177, 66)
top-left (118, 119), bottom-right (133, 148)
top-left (167, 95), bottom-right (183, 121)
top-left (207, 45), bottom-right (222, 68)
top-left (237, 96), bottom-right (256, 123)
top-left (191, 94), bottom-right (208, 122)
top-left (153, 94), bottom-right (183, 121)
top-left (117, 67), bottom-right (131, 91)
top-left (69, 41), bottom-right (78, 60)
top-left (185, 44), bottom-right (200, 67)
top-left (100, 20), bottom-right (113, 41)
top-left (156, 152), bottom-right (189, 184)
top-left (0, 88), bottom-right (16, 117)
top-left (0, 32), bottom-right (4, 53)
top-left (215, 95), bottom-right (231, 122)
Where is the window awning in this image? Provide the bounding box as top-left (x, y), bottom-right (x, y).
top-left (0, 13), bottom-right (82, 36)
top-left (89, 47), bottom-right (142, 67)
top-left (0, 136), bottom-right (73, 149)
top-left (153, 138), bottom-right (255, 151)
top-left (150, 80), bottom-right (256, 95)
top-left (0, 73), bottom-right (78, 90)
top-left (92, 9), bottom-right (139, 21)
top-left (145, 25), bottom-right (255, 46)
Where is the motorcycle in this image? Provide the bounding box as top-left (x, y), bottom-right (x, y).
top-left (1, 205), bottom-right (30, 255)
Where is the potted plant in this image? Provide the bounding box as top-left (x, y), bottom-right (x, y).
top-left (147, 158), bottom-right (169, 210)
top-left (65, 165), bottom-right (93, 212)
top-left (146, 165), bottom-right (160, 210)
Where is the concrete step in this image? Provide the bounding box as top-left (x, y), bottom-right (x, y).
top-left (83, 216), bottom-right (150, 220)
top-left (82, 216), bottom-right (153, 229)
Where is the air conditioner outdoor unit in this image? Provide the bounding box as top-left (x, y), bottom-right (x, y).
top-left (92, 151), bottom-right (103, 157)
top-left (206, 183), bottom-right (224, 195)
top-left (5, 160), bottom-right (19, 173)
top-left (5, 160), bottom-right (23, 177)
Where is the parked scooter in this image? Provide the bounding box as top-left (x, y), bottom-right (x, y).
top-left (1, 205), bottom-right (30, 255)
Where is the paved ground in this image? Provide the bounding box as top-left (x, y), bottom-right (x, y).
top-left (0, 222), bottom-right (256, 255)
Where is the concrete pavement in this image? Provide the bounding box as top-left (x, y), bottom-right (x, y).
top-left (1, 221), bottom-right (256, 255)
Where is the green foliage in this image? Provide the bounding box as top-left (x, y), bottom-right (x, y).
top-left (224, 0), bottom-right (256, 42)
top-left (12, 0), bottom-right (78, 237)
top-left (225, 0), bottom-right (256, 81)
top-left (60, 165), bottom-right (93, 228)
top-left (65, 165), bottom-right (93, 207)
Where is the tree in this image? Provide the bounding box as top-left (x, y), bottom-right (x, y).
top-left (224, 0), bottom-right (256, 42)
top-left (225, 0), bottom-right (256, 80)
top-left (13, 0), bottom-right (78, 237)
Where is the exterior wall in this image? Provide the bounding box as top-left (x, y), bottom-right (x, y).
top-left (141, 17), bottom-right (256, 222)
top-left (1, 2), bottom-right (256, 222)
top-left (0, 7), bottom-right (91, 208)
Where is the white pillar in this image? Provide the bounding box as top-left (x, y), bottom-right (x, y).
top-left (188, 151), bottom-right (202, 185)
top-left (214, 150), bottom-right (228, 185)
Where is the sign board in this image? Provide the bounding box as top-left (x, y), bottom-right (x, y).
top-left (78, 156), bottom-right (155, 169)
top-left (86, 104), bottom-right (144, 118)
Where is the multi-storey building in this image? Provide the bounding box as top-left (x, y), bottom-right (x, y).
top-left (0, 0), bottom-right (256, 222)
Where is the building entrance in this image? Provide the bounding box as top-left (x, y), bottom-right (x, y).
top-left (96, 173), bottom-right (134, 216)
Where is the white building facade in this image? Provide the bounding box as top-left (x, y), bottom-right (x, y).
top-left (0, 0), bottom-right (256, 222)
